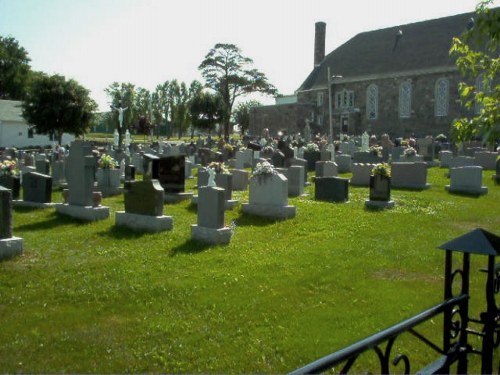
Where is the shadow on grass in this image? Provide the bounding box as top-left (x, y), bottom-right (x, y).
top-left (232, 212), bottom-right (284, 227)
top-left (170, 239), bottom-right (213, 256)
top-left (185, 202), bottom-right (198, 213)
top-left (16, 211), bottom-right (84, 231)
top-left (96, 224), bottom-right (149, 240)
top-left (446, 190), bottom-right (484, 199)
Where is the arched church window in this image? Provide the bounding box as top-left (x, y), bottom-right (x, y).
top-left (435, 78), bottom-right (449, 117)
top-left (399, 81), bottom-right (411, 118)
top-left (366, 84), bottom-right (378, 120)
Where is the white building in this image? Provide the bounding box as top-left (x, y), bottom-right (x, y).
top-left (0, 100), bottom-right (74, 148)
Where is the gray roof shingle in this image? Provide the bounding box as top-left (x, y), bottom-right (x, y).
top-left (0, 100), bottom-right (25, 122)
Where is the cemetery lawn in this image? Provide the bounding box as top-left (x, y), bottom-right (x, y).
top-left (0, 167), bottom-right (499, 373)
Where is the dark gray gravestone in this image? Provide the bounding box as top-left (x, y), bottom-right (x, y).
top-left (35, 156), bottom-right (50, 175)
top-left (22, 172), bottom-right (52, 203)
top-left (215, 173), bottom-right (233, 201)
top-left (353, 151), bottom-right (383, 164)
top-left (124, 180), bottom-right (164, 216)
top-left (143, 153), bottom-right (160, 180)
top-left (125, 164), bottom-right (136, 181)
top-left (315, 177), bottom-right (349, 203)
top-left (65, 141), bottom-right (95, 206)
top-left (0, 186), bottom-right (12, 239)
top-left (369, 175), bottom-right (391, 201)
top-left (303, 151), bottom-right (320, 171)
top-left (0, 175), bottom-right (20, 200)
top-left (197, 168), bottom-right (209, 188)
top-left (158, 156), bottom-right (185, 193)
top-left (271, 151), bottom-right (286, 168)
top-left (198, 186), bottom-right (225, 229)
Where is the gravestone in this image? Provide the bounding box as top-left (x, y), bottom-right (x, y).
top-left (361, 132), bottom-right (369, 152)
top-left (315, 177), bottom-right (349, 203)
top-left (185, 158), bottom-right (194, 179)
top-left (449, 156), bottom-right (476, 169)
top-left (0, 186), bottom-right (23, 260)
top-left (353, 151), bottom-right (382, 164)
top-left (391, 162), bottom-right (431, 189)
top-left (21, 171), bottom-right (52, 204)
top-left (191, 186), bottom-right (232, 244)
top-left (96, 168), bottom-right (122, 197)
top-left (365, 175), bottom-right (395, 208)
top-left (416, 137), bottom-right (435, 161)
top-left (474, 151), bottom-right (498, 170)
top-left (231, 169), bottom-right (249, 191)
top-left (241, 173), bottom-right (296, 219)
top-left (446, 166), bottom-right (488, 195)
top-left (56, 140), bottom-right (109, 221)
top-left (35, 154), bottom-right (50, 175)
top-left (494, 158), bottom-right (500, 184)
top-left (350, 163), bottom-right (376, 186)
top-left (315, 161), bottom-right (338, 178)
top-left (439, 151), bottom-right (454, 168)
top-left (125, 165), bottom-right (136, 181)
top-left (303, 151), bottom-right (320, 171)
top-left (157, 156), bottom-right (192, 203)
top-left (51, 160), bottom-right (65, 187)
top-left (336, 154), bottom-right (352, 173)
top-left (391, 146), bottom-right (405, 162)
top-left (271, 151), bottom-right (286, 168)
top-left (279, 165), bottom-right (305, 197)
top-left (115, 179), bottom-right (173, 232)
top-left (290, 158), bottom-right (308, 186)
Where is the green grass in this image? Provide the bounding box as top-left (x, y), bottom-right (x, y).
top-left (0, 167), bottom-right (499, 373)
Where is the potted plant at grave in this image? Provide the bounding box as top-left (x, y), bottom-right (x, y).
top-left (435, 134), bottom-right (447, 143)
top-left (208, 161), bottom-right (229, 175)
top-left (303, 142), bottom-right (320, 171)
top-left (0, 159), bottom-right (21, 199)
top-left (370, 163), bottom-right (392, 201)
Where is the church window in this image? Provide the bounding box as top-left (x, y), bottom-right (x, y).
top-left (399, 81), bottom-right (411, 118)
top-left (335, 89), bottom-right (354, 110)
top-left (435, 78), bottom-right (449, 117)
top-left (28, 128), bottom-right (34, 138)
top-left (317, 91), bottom-right (324, 107)
top-left (366, 84), bottom-right (378, 120)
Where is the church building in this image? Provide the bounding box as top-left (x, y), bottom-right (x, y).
top-left (249, 10), bottom-right (480, 139)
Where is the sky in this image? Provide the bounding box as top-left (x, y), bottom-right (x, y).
top-left (0, 0), bottom-right (496, 112)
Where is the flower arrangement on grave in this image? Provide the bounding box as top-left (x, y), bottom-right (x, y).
top-left (223, 143), bottom-right (234, 153)
top-left (261, 145), bottom-right (275, 155)
top-left (252, 161), bottom-right (277, 179)
top-left (401, 139), bottom-right (409, 147)
top-left (207, 161), bottom-right (230, 175)
top-left (0, 159), bottom-right (19, 177)
top-left (404, 147), bottom-right (417, 157)
top-left (98, 154), bottom-right (118, 169)
top-left (435, 134), bottom-right (447, 143)
top-left (342, 135), bottom-right (350, 142)
top-left (305, 142), bottom-right (320, 153)
top-left (369, 145), bottom-right (383, 157)
top-left (372, 163), bottom-right (391, 178)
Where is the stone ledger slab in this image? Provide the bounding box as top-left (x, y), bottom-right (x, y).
top-left (115, 211), bottom-right (173, 232)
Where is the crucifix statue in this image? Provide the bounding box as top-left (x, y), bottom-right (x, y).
top-left (111, 103), bottom-right (128, 150)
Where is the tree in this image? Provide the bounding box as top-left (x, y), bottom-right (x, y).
top-left (449, 1), bottom-right (499, 145)
top-left (189, 91), bottom-right (224, 136)
top-left (0, 35), bottom-right (32, 100)
top-left (232, 100), bottom-right (261, 135)
top-left (198, 43), bottom-right (277, 140)
top-left (22, 74), bottom-right (97, 144)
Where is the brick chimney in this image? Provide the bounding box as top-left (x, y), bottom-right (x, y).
top-left (314, 22), bottom-right (326, 67)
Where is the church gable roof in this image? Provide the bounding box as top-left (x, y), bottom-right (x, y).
top-left (298, 11), bottom-right (477, 91)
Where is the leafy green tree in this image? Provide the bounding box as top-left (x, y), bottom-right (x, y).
top-left (22, 74), bottom-right (97, 144)
top-left (189, 91), bottom-right (224, 136)
top-left (0, 35), bottom-right (32, 100)
top-left (233, 100), bottom-right (261, 135)
top-left (198, 43), bottom-right (277, 140)
top-left (450, 1), bottom-right (499, 145)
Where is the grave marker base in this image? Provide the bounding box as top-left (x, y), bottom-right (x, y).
top-left (364, 199), bottom-right (395, 209)
top-left (241, 203), bottom-right (296, 219)
top-left (55, 204), bottom-right (110, 221)
top-left (164, 192), bottom-right (193, 203)
top-left (191, 224), bottom-right (232, 245)
top-left (115, 211), bottom-right (173, 232)
top-left (445, 185), bottom-right (488, 195)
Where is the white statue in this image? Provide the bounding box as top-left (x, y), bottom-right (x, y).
top-left (304, 119), bottom-right (312, 143)
top-left (125, 129), bottom-right (131, 146)
top-left (207, 167), bottom-right (216, 187)
top-left (111, 105), bottom-right (128, 129)
top-left (361, 131), bottom-right (369, 152)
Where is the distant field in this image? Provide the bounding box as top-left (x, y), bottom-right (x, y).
top-left (0, 167), bottom-right (498, 373)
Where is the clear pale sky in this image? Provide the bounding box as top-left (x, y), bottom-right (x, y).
top-left (0, 0), bottom-right (494, 111)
